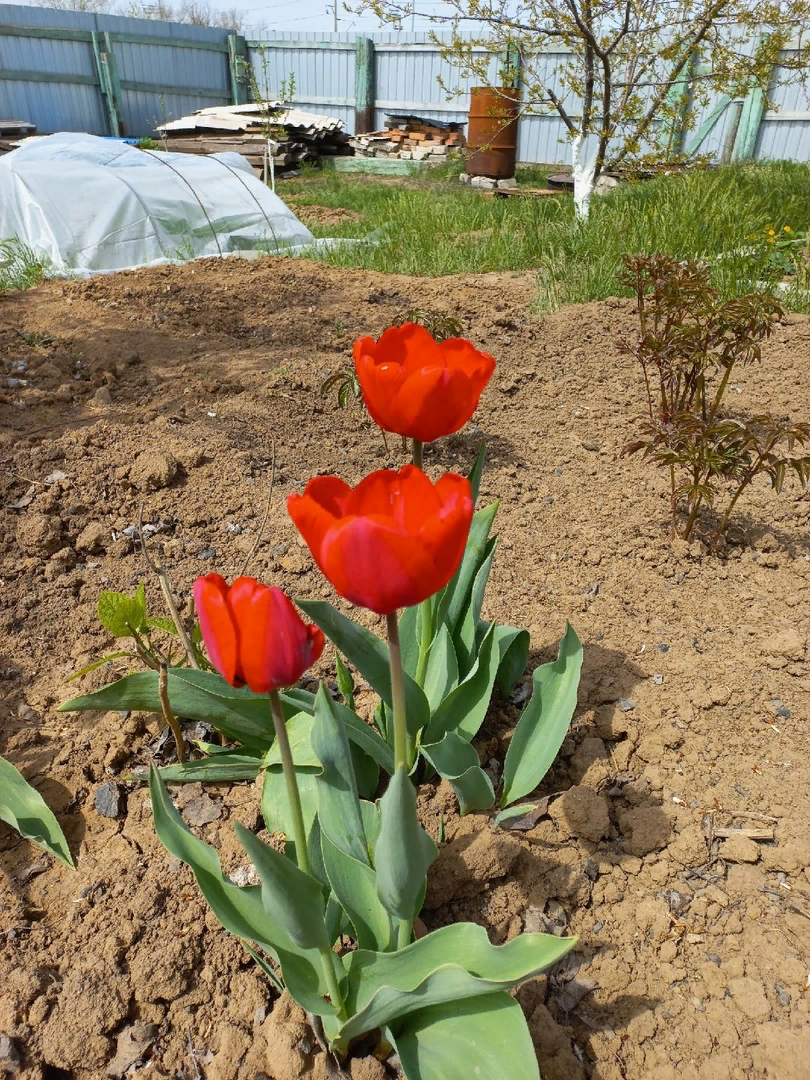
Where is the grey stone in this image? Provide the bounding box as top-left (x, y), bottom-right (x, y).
top-left (0, 1035), bottom-right (22, 1072)
top-left (497, 177), bottom-right (518, 189)
top-left (470, 175), bottom-right (496, 189)
top-left (458, 171), bottom-right (470, 183)
top-left (95, 781), bottom-right (122, 819)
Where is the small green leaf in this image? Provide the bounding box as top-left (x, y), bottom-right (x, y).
top-left (398, 603), bottom-right (421, 678)
top-left (321, 831), bottom-right (395, 952)
top-left (501, 624), bottom-right (583, 807)
top-left (435, 502), bottom-right (498, 636)
top-left (144, 616), bottom-right (179, 635)
top-left (296, 600), bottom-right (430, 737)
top-left (375, 769), bottom-right (437, 922)
top-left (311, 684), bottom-right (369, 864)
top-left (261, 767), bottom-right (324, 883)
top-left (390, 992), bottom-right (540, 1080)
top-left (263, 712), bottom-right (320, 769)
top-left (492, 625), bottom-right (530, 698)
top-left (0, 756), bottom-right (75, 868)
top-left (491, 803), bottom-right (540, 829)
top-left (234, 822), bottom-right (330, 951)
top-left (425, 624), bottom-right (499, 745)
top-left (153, 747), bottom-right (264, 783)
top-left (421, 734), bottom-right (495, 815)
top-left (467, 443), bottom-right (487, 506)
top-left (66, 650), bottom-right (133, 682)
top-left (97, 587), bottom-right (146, 638)
top-left (422, 624), bottom-right (459, 712)
top-left (334, 652), bottom-right (356, 710)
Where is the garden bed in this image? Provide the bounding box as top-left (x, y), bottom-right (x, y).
top-left (1, 256), bottom-right (809, 1080)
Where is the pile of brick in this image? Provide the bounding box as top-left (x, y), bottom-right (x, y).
top-left (348, 113), bottom-right (464, 163)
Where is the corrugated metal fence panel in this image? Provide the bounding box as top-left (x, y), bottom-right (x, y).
top-left (95, 14), bottom-right (231, 135)
top-left (248, 30), bottom-right (357, 131)
top-left (757, 58), bottom-right (810, 162)
top-left (0, 4), bottom-right (106, 133)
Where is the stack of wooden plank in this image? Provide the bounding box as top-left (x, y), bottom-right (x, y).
top-left (156, 103), bottom-right (351, 175)
top-left (349, 113), bottom-right (465, 163)
top-left (0, 119), bottom-right (37, 156)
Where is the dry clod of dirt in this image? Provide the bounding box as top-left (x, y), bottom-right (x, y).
top-left (720, 832), bottom-right (761, 863)
top-left (15, 511), bottom-right (62, 557)
top-left (76, 520), bottom-right (109, 553)
top-left (128, 450), bottom-right (179, 492)
top-left (619, 805), bottom-right (674, 856)
top-left (550, 785), bottom-right (611, 841)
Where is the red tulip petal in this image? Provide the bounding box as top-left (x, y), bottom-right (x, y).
top-left (418, 476), bottom-right (473, 585)
top-left (320, 515), bottom-right (438, 614)
top-left (287, 479), bottom-right (350, 575)
top-left (265, 588), bottom-right (326, 690)
top-left (346, 466), bottom-right (441, 531)
top-left (375, 324), bottom-right (443, 373)
top-left (395, 365), bottom-right (478, 443)
top-left (226, 579), bottom-right (273, 693)
top-left (438, 338), bottom-right (496, 386)
top-left (194, 574), bottom-right (239, 686)
top-left (353, 336), bottom-right (378, 366)
top-left (354, 350), bottom-right (409, 435)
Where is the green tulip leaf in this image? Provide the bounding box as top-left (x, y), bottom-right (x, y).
top-left (233, 821), bottom-right (330, 951)
top-left (435, 502), bottom-right (498, 636)
top-left (424, 623), bottom-right (499, 745)
top-left (335, 921), bottom-right (576, 1049)
top-left (390, 991), bottom-right (540, 1080)
top-left (375, 769), bottom-right (437, 923)
top-left (490, 802), bottom-right (541, 829)
top-left (152, 746), bottom-right (264, 783)
top-left (422, 624), bottom-right (459, 712)
top-left (334, 651), bottom-right (355, 708)
top-left (398, 602), bottom-right (421, 678)
top-left (295, 600), bottom-right (430, 737)
top-left (263, 711), bottom-right (320, 769)
top-left (59, 668), bottom-right (313, 751)
top-left (467, 442), bottom-right (487, 506)
top-left (148, 766), bottom-right (337, 1015)
top-left (97, 584), bottom-right (146, 638)
top-left (0, 756), bottom-right (75, 868)
top-left (492, 624), bottom-right (530, 698)
top-left (420, 734), bottom-right (495, 815)
top-left (321, 831), bottom-right (395, 952)
top-left (501, 623), bottom-right (583, 807)
top-left (311, 685), bottom-right (369, 864)
top-left (260, 767), bottom-right (326, 885)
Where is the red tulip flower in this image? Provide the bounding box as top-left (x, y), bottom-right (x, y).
top-left (194, 575), bottom-right (324, 694)
top-left (353, 324), bottom-right (495, 443)
top-left (287, 465), bottom-right (473, 616)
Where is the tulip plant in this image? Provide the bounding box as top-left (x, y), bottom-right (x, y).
top-left (60, 323), bottom-right (584, 1079)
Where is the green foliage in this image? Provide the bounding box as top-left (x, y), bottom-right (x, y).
top-left (283, 162), bottom-right (810, 314)
top-left (0, 756), bottom-right (74, 868)
top-left (620, 253), bottom-right (810, 541)
top-left (0, 239), bottom-right (46, 293)
top-left (98, 584), bottom-right (146, 637)
top-left (136, 137), bottom-right (161, 151)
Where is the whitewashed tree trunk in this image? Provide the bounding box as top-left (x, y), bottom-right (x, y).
top-left (571, 133), bottom-right (597, 220)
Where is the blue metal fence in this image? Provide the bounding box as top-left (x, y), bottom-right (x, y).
top-left (2, 5), bottom-right (810, 164)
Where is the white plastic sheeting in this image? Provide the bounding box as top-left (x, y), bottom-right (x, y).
top-left (0, 132), bottom-right (316, 276)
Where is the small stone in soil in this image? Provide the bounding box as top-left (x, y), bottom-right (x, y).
top-left (95, 781), bottom-right (123, 818)
top-left (183, 794), bottom-right (222, 826)
top-left (774, 984), bottom-right (792, 1007)
top-left (656, 643), bottom-right (670, 652)
top-left (0, 1035), bottom-right (22, 1072)
top-left (617, 697), bottom-right (635, 711)
top-left (198, 547), bottom-right (216, 559)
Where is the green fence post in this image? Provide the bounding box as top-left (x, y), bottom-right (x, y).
top-left (660, 49), bottom-right (696, 157)
top-left (91, 30), bottom-right (124, 135)
top-left (228, 34), bottom-right (250, 105)
top-left (354, 37), bottom-right (375, 134)
top-left (732, 36), bottom-right (772, 162)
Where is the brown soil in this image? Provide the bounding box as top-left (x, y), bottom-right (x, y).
top-left (1, 257), bottom-right (809, 1080)
top-left (285, 203), bottom-right (364, 228)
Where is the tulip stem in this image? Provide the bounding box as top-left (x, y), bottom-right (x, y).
top-left (320, 951), bottom-right (345, 1017)
top-left (269, 690), bottom-right (312, 878)
top-left (386, 613), bottom-right (409, 773)
top-left (411, 439), bottom-right (423, 469)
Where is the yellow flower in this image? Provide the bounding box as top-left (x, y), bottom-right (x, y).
top-left (768, 237), bottom-right (775, 244)
top-left (768, 229), bottom-right (776, 236)
top-left (784, 225), bottom-right (792, 233)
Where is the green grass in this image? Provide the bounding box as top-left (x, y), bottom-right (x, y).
top-left (279, 161), bottom-right (810, 312)
top-left (0, 239), bottom-right (47, 293)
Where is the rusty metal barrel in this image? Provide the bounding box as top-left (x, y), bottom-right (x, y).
top-left (466, 87), bottom-right (519, 180)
